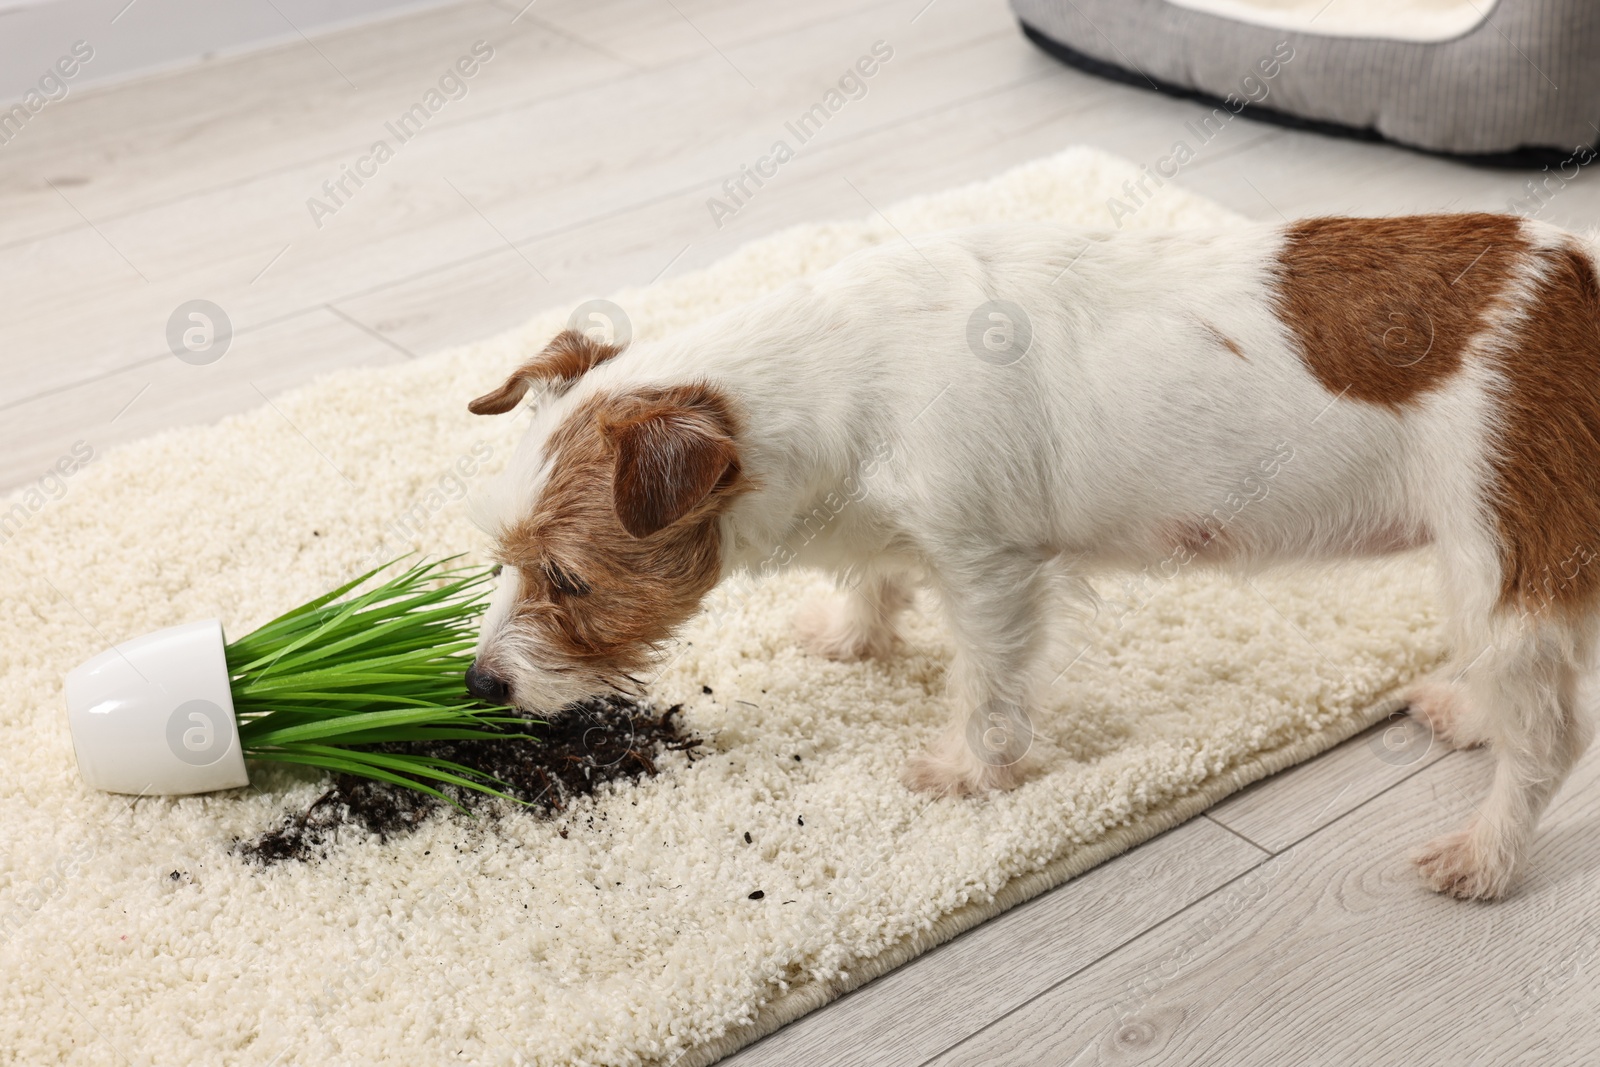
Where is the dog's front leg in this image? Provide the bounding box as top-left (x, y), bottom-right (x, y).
top-left (902, 552), bottom-right (1050, 796)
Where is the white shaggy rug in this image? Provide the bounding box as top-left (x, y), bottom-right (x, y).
top-left (0, 147), bottom-right (1446, 1066)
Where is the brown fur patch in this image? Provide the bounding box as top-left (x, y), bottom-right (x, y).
top-left (1487, 242), bottom-right (1600, 616)
top-left (1199, 320), bottom-right (1246, 360)
top-left (1273, 215), bottom-right (1528, 408)
top-left (494, 383), bottom-right (749, 680)
top-left (468, 330), bottom-right (623, 415)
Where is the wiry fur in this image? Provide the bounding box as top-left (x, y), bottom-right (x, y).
top-left (469, 215), bottom-right (1600, 900)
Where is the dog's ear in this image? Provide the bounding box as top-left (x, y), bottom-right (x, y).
top-left (598, 385), bottom-right (742, 539)
top-left (468, 329), bottom-right (623, 415)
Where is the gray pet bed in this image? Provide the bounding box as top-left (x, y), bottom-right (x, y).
top-left (1013, 0), bottom-right (1600, 160)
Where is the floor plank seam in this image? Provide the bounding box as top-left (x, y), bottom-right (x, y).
top-left (0, 303), bottom-right (334, 415)
top-left (908, 842), bottom-right (1276, 1067)
top-left (325, 304), bottom-right (421, 359)
top-left (1251, 747), bottom-right (1466, 857)
top-left (1202, 813), bottom-right (1273, 856)
top-left (919, 747), bottom-right (1468, 1065)
top-left (509, 10), bottom-right (647, 70)
top-left (1179, 128), bottom-right (1292, 176)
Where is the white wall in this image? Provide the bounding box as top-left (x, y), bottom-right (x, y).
top-left (0, 0), bottom-right (459, 100)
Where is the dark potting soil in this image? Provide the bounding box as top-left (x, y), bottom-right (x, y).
top-left (235, 694), bottom-right (700, 865)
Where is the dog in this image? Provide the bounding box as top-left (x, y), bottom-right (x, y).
top-left (464, 214), bottom-right (1600, 900)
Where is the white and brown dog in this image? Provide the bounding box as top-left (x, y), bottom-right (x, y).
top-left (465, 214), bottom-right (1600, 900)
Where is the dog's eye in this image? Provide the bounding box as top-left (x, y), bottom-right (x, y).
top-left (543, 560), bottom-right (591, 597)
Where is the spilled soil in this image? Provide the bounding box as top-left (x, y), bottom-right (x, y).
top-left (235, 695), bottom-right (700, 864)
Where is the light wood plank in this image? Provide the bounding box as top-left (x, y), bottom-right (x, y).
top-left (333, 66), bottom-right (1120, 357)
top-left (926, 745), bottom-right (1600, 1067)
top-left (721, 817), bottom-right (1266, 1067)
top-left (1207, 715), bottom-right (1450, 854)
top-left (0, 0), bottom-right (883, 247)
top-left (1, 0), bottom-right (1042, 405)
top-left (0, 3), bottom-right (598, 247)
top-left (486, 0), bottom-right (893, 69)
top-left (0, 307), bottom-right (407, 490)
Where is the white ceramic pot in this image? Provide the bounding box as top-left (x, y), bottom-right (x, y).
top-left (64, 619), bottom-right (249, 796)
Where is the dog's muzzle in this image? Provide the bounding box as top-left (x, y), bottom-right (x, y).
top-left (464, 659), bottom-right (511, 704)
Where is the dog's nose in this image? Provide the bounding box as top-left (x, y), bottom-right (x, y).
top-left (465, 660), bottom-right (510, 704)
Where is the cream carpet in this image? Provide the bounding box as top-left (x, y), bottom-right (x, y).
top-left (0, 147), bottom-right (1446, 1066)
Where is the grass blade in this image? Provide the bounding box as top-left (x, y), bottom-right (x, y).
top-left (227, 557), bottom-right (533, 805)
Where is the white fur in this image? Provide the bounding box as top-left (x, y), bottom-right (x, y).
top-left (475, 219), bottom-right (1598, 898)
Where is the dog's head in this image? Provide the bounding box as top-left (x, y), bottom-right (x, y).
top-left (464, 329), bottom-right (748, 711)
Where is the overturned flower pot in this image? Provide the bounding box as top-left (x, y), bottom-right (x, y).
top-left (62, 559), bottom-right (532, 803)
top-left (67, 618), bottom-right (248, 796)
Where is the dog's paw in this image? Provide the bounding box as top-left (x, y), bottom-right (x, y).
top-left (901, 753), bottom-right (977, 797)
top-left (900, 748), bottom-right (1026, 797)
top-left (1412, 825), bottom-right (1514, 901)
top-left (1402, 678), bottom-right (1487, 750)
top-left (794, 595), bottom-right (896, 662)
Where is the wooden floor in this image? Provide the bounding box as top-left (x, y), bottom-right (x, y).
top-left (7, 1), bottom-right (1599, 1063)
